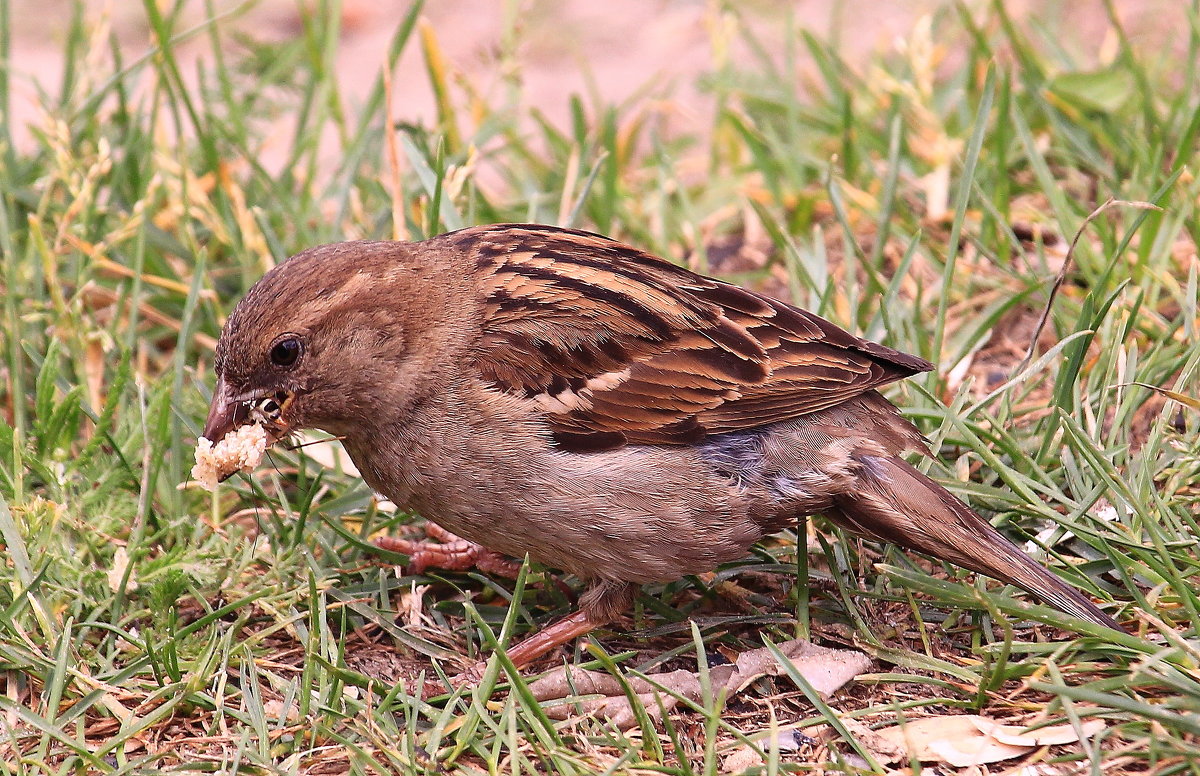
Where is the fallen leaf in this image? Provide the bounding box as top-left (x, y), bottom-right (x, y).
top-left (107, 546), bottom-right (136, 592)
top-left (877, 715), bottom-right (1027, 767)
top-left (529, 640), bottom-right (869, 729)
top-left (529, 667), bottom-right (701, 702)
top-left (874, 714), bottom-right (1106, 768)
top-left (721, 745), bottom-right (763, 774)
top-left (262, 698), bottom-right (300, 722)
top-left (711, 639), bottom-right (872, 696)
top-left (973, 717), bottom-right (1106, 747)
top-left (841, 717), bottom-right (908, 765)
top-left (721, 729), bottom-right (807, 772)
top-left (530, 667), bottom-right (700, 726)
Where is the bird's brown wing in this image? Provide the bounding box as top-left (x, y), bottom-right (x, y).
top-left (456, 224), bottom-right (932, 451)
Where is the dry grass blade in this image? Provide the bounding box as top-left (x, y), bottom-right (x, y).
top-left (1119, 382), bottom-right (1200, 411)
top-left (1017, 197), bottom-right (1163, 374)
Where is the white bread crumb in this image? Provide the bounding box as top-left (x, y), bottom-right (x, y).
top-left (191, 423), bottom-right (268, 491)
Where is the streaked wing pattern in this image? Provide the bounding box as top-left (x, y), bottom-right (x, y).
top-left (459, 224), bottom-right (931, 450)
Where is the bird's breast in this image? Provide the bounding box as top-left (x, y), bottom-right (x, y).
top-left (340, 383), bottom-right (778, 583)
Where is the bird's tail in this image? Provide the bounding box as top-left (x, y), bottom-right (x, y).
top-left (828, 452), bottom-right (1119, 630)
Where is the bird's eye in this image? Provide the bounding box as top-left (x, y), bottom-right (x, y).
top-left (269, 337), bottom-right (303, 368)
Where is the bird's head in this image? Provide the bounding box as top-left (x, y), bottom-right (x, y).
top-left (202, 240), bottom-right (470, 448)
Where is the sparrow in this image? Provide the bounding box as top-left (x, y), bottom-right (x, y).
top-left (201, 223), bottom-right (1119, 668)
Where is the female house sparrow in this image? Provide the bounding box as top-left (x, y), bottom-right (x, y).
top-left (202, 224), bottom-right (1118, 668)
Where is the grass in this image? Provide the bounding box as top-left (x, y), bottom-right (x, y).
top-left (1, 0), bottom-right (1198, 772)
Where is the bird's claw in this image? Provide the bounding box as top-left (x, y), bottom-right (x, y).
top-left (375, 522), bottom-right (523, 578)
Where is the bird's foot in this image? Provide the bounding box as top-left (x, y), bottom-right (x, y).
top-left (375, 522), bottom-right (523, 578)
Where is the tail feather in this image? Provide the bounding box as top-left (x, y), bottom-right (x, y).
top-left (830, 453), bottom-right (1119, 630)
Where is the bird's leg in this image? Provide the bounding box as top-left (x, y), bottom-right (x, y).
top-left (463, 580), bottom-right (634, 679)
top-left (375, 522), bottom-right (523, 578)
top-left (456, 610), bottom-right (602, 684)
top-left (497, 609), bottom-right (603, 669)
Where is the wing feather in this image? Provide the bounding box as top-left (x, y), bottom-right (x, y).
top-left (451, 224), bottom-right (932, 451)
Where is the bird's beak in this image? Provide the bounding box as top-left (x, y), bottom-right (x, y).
top-left (202, 376), bottom-right (249, 443)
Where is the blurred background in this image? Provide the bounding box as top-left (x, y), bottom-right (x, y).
top-left (7, 0), bottom-right (1186, 169)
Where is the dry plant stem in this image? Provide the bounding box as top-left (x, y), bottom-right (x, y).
top-left (1018, 197), bottom-right (1162, 373)
top-left (376, 523), bottom-right (524, 578)
top-left (381, 63), bottom-right (409, 242)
